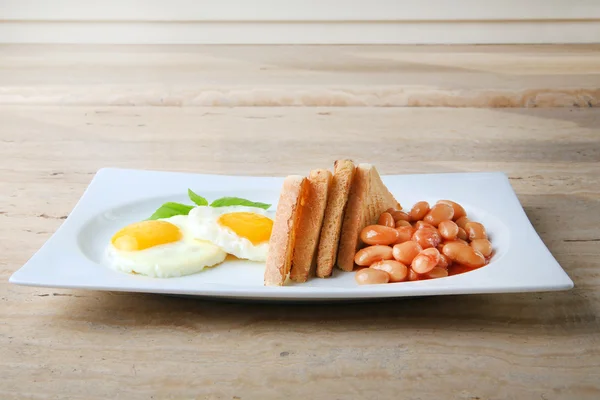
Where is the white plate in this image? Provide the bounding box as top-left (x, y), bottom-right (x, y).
top-left (10, 168), bottom-right (573, 301)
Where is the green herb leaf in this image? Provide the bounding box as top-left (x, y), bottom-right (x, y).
top-left (188, 189), bottom-right (208, 206)
top-left (148, 202), bottom-right (195, 220)
top-left (210, 197), bottom-right (271, 210)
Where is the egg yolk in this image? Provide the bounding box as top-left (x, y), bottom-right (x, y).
top-left (111, 220), bottom-right (181, 251)
top-left (217, 212), bottom-right (273, 245)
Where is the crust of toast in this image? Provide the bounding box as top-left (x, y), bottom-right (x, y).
top-left (336, 164), bottom-right (400, 271)
top-left (316, 160), bottom-right (356, 278)
top-left (289, 169), bottom-right (332, 283)
top-left (264, 175), bottom-right (308, 286)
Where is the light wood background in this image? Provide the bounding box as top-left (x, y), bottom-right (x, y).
top-left (1, 105), bottom-right (599, 399)
top-left (1, 44), bottom-right (599, 108)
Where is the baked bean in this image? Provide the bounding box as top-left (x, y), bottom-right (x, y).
top-left (407, 268), bottom-right (419, 281)
top-left (386, 204), bottom-right (403, 212)
top-left (354, 245), bottom-right (394, 266)
top-left (444, 238), bottom-right (468, 246)
top-left (464, 222), bottom-right (487, 241)
top-left (414, 221), bottom-right (436, 230)
top-left (355, 268), bottom-right (389, 285)
top-left (378, 212), bottom-right (395, 228)
top-left (392, 241), bottom-right (422, 265)
top-left (360, 225), bottom-right (400, 245)
top-left (470, 238), bottom-right (493, 257)
top-left (437, 200), bottom-right (467, 220)
top-left (423, 203), bottom-right (454, 227)
top-left (454, 217), bottom-right (471, 229)
top-left (442, 242), bottom-right (485, 268)
top-left (455, 216), bottom-right (470, 229)
top-left (395, 226), bottom-right (414, 244)
top-left (395, 220), bottom-right (412, 228)
top-left (438, 220), bottom-right (459, 240)
top-left (425, 267), bottom-right (449, 279)
top-left (412, 227), bottom-right (442, 249)
top-left (390, 210), bottom-right (410, 222)
top-left (437, 254), bottom-right (451, 269)
top-left (371, 260), bottom-right (408, 282)
top-left (412, 248), bottom-right (441, 274)
top-left (410, 201), bottom-right (430, 221)
top-left (353, 199), bottom-right (492, 283)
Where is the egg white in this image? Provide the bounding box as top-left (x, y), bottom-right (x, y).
top-left (106, 215), bottom-right (227, 278)
top-left (188, 206), bottom-right (275, 262)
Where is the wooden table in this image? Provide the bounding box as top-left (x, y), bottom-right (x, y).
top-left (1, 44), bottom-right (599, 108)
top-left (1, 45), bottom-right (600, 400)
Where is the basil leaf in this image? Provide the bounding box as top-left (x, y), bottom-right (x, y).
top-left (188, 189), bottom-right (208, 206)
top-left (148, 202), bottom-right (195, 220)
top-left (210, 197), bottom-right (271, 210)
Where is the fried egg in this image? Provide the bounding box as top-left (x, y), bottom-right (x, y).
top-left (188, 206), bottom-right (274, 262)
top-left (107, 215), bottom-right (227, 278)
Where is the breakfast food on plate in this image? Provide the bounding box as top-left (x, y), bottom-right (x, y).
top-left (107, 161), bottom-right (494, 285)
top-left (336, 163), bottom-right (401, 271)
top-left (316, 159), bottom-right (355, 278)
top-left (353, 200), bottom-right (493, 285)
top-left (263, 161), bottom-right (493, 286)
top-left (188, 205), bottom-right (274, 262)
top-left (107, 189), bottom-right (273, 278)
top-left (107, 215), bottom-right (227, 278)
top-left (289, 169), bottom-right (333, 283)
top-left (264, 175), bottom-right (308, 286)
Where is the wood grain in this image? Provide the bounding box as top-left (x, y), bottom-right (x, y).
top-left (1, 106), bottom-right (599, 400)
top-left (0, 44), bottom-right (599, 107)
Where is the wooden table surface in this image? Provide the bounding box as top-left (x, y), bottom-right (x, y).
top-left (1, 44), bottom-right (599, 107)
top-left (1, 105), bottom-right (599, 399)
top-left (1, 43), bottom-right (600, 399)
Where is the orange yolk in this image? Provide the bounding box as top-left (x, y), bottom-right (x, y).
top-left (111, 220), bottom-right (181, 251)
top-left (217, 212), bottom-right (273, 245)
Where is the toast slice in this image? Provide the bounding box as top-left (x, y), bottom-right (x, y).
top-left (264, 175), bottom-right (308, 286)
top-left (316, 159), bottom-right (356, 278)
top-left (289, 169), bottom-right (333, 283)
top-left (336, 164), bottom-right (400, 271)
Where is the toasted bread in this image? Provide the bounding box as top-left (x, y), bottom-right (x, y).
top-left (289, 169), bottom-right (333, 282)
top-left (316, 159), bottom-right (356, 278)
top-left (336, 164), bottom-right (400, 271)
top-left (264, 175), bottom-right (308, 286)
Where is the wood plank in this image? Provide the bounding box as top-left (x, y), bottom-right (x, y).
top-left (1, 106), bottom-right (599, 399)
top-left (1, 44), bottom-right (598, 106)
top-left (2, 21), bottom-right (600, 45)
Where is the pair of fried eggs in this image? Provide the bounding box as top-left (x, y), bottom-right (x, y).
top-left (107, 206), bottom-right (274, 278)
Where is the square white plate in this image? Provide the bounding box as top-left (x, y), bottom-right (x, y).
top-left (10, 168), bottom-right (573, 301)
